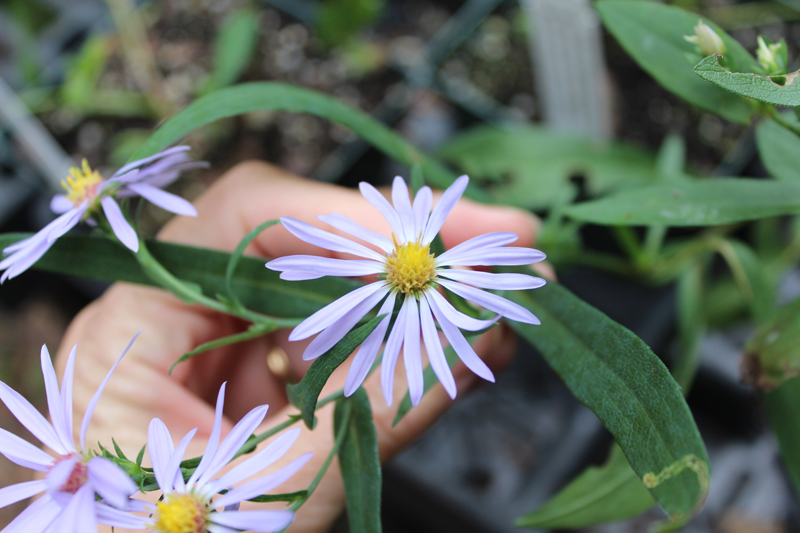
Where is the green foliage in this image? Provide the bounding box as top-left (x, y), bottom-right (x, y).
top-left (765, 377), bottom-right (800, 495)
top-left (287, 316), bottom-right (385, 429)
top-left (517, 445), bottom-right (654, 529)
top-left (756, 118), bottom-right (800, 181)
top-left (199, 8), bottom-right (260, 94)
top-left (439, 125), bottom-right (658, 210)
top-left (694, 55), bottom-right (800, 107)
top-left (565, 179), bottom-right (800, 226)
top-left (745, 297), bottom-right (800, 389)
top-left (335, 389), bottom-right (382, 533)
top-left (317, 0), bottom-right (385, 48)
top-left (506, 276), bottom-right (710, 527)
top-left (596, 0), bottom-right (755, 123)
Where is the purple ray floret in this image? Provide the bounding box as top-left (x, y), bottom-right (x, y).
top-left (266, 175), bottom-right (547, 407)
top-left (0, 147), bottom-right (206, 283)
top-left (0, 334), bottom-right (143, 533)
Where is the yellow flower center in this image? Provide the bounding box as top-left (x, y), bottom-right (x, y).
top-left (153, 493), bottom-right (208, 533)
top-left (385, 239), bottom-right (437, 295)
top-left (61, 159), bottom-right (103, 205)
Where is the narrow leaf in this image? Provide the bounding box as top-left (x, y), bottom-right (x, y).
top-left (506, 275), bottom-right (710, 527)
top-left (694, 54), bottom-right (800, 107)
top-left (596, 0), bottom-right (755, 123)
top-left (335, 389), bottom-right (382, 533)
top-left (564, 179), bottom-right (800, 226)
top-left (756, 118), bottom-right (800, 181)
top-left (287, 316), bottom-right (385, 429)
top-left (200, 8), bottom-right (259, 94)
top-left (517, 444), bottom-right (654, 529)
top-left (226, 219), bottom-right (279, 304)
top-left (764, 377), bottom-right (800, 494)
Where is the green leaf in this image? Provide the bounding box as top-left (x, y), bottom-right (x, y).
top-left (506, 277), bottom-right (710, 528)
top-left (0, 233), bottom-right (359, 319)
top-left (764, 377), bottom-right (800, 494)
top-left (287, 316), bottom-right (385, 429)
top-left (317, 0), bottom-right (384, 48)
top-left (199, 8), bottom-right (259, 94)
top-left (439, 125), bottom-right (657, 210)
top-left (716, 239), bottom-right (774, 324)
top-left (694, 54), bottom-right (800, 107)
top-left (672, 259), bottom-right (707, 390)
top-left (226, 219), bottom-right (279, 305)
top-left (744, 296), bottom-right (800, 390)
top-left (596, 0), bottom-right (755, 123)
top-left (392, 343), bottom-right (460, 426)
top-left (335, 389), bottom-right (382, 533)
top-left (128, 82), bottom-right (474, 199)
top-left (247, 490), bottom-right (308, 503)
top-left (756, 118), bottom-right (800, 181)
top-left (564, 179), bottom-right (800, 226)
top-left (517, 444), bottom-right (654, 529)
top-left (656, 133), bottom-right (687, 181)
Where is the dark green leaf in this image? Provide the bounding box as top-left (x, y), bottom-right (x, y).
top-left (765, 377), bottom-right (800, 494)
top-left (517, 444), bottom-right (654, 529)
top-left (506, 276), bottom-right (710, 527)
top-left (287, 316), bottom-right (385, 429)
top-left (199, 8), bottom-right (259, 94)
top-left (672, 259), bottom-right (707, 390)
top-left (564, 179), bottom-right (800, 226)
top-left (718, 239), bottom-right (774, 324)
top-left (392, 344), bottom-right (460, 426)
top-left (439, 125), bottom-right (657, 210)
top-left (744, 296), bottom-right (800, 389)
top-left (0, 233), bottom-right (359, 318)
top-left (756, 118), bottom-right (800, 181)
top-left (694, 55), bottom-right (800, 107)
top-left (226, 219), bottom-right (279, 305)
top-left (247, 490), bottom-right (308, 503)
top-left (317, 0), bottom-right (384, 48)
top-left (656, 133), bottom-right (687, 181)
top-left (596, 0), bottom-right (755, 123)
top-left (335, 389), bottom-right (382, 533)
top-left (128, 82), bottom-right (475, 199)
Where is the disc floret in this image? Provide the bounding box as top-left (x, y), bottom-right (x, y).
top-left (62, 159), bottom-right (103, 206)
top-left (153, 493), bottom-right (208, 533)
top-left (385, 238), bottom-right (437, 295)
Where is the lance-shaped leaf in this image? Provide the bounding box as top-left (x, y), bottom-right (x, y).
top-left (517, 444), bottom-right (654, 529)
top-left (198, 8), bottom-right (259, 94)
top-left (0, 233), bottom-right (359, 318)
top-left (505, 275), bottom-right (710, 528)
top-left (287, 316), bottom-right (385, 429)
top-left (756, 118), bottom-right (800, 182)
top-left (564, 179), bottom-right (800, 226)
top-left (596, 0), bottom-right (756, 123)
top-left (335, 389), bottom-right (382, 533)
top-left (694, 55), bottom-right (800, 107)
top-left (764, 377), bottom-right (800, 495)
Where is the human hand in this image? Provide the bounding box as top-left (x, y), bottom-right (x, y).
top-left (55, 161), bottom-right (542, 532)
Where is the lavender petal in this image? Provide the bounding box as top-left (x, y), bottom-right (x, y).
top-left (163, 427), bottom-right (198, 494)
top-left (438, 269), bottom-right (546, 291)
top-left (61, 344), bottom-right (77, 451)
top-left (436, 232), bottom-right (518, 264)
top-left (0, 427), bottom-right (54, 471)
top-left (188, 383), bottom-right (226, 488)
top-left (317, 213), bottom-right (393, 253)
top-left (288, 282), bottom-right (388, 342)
top-left (267, 255), bottom-right (383, 279)
top-left (344, 292), bottom-right (396, 396)
top-left (358, 182), bottom-right (406, 242)
top-left (101, 197), bottom-right (139, 252)
top-left (429, 295), bottom-right (495, 382)
top-left (280, 217), bottom-right (384, 262)
top-left (199, 404), bottom-right (270, 486)
top-left (1, 493), bottom-right (58, 533)
top-left (419, 295), bottom-right (456, 399)
top-left (39, 345), bottom-right (73, 453)
top-left (279, 271), bottom-right (325, 281)
top-left (380, 297), bottom-right (408, 406)
top-left (49, 195), bottom-right (73, 214)
top-left (95, 502), bottom-right (150, 529)
top-left (58, 483), bottom-right (97, 533)
top-left (81, 332), bottom-right (141, 450)
top-left (425, 289), bottom-right (499, 331)
top-left (211, 509), bottom-right (295, 532)
top-left (111, 146), bottom-right (190, 178)
top-left (439, 280), bottom-right (540, 325)
top-left (402, 297), bottom-right (424, 406)
top-left (391, 177), bottom-right (416, 243)
top-left (422, 175), bottom-right (468, 245)
top-left (0, 480), bottom-right (47, 509)
top-left (438, 247), bottom-right (547, 267)
top-left (412, 186), bottom-right (432, 237)
top-left (213, 453), bottom-right (311, 508)
top-left (0, 381), bottom-right (64, 455)
top-left (125, 183), bottom-right (197, 217)
top-left (45, 204), bottom-right (86, 243)
top-left (45, 454), bottom-right (78, 492)
top-left (211, 428), bottom-right (301, 491)
top-left (86, 457), bottom-right (137, 508)
top-left (147, 418), bottom-right (175, 494)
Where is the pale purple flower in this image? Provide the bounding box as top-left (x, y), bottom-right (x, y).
top-left (266, 175), bottom-right (546, 406)
top-left (121, 383), bottom-right (311, 533)
top-left (0, 335), bottom-right (144, 533)
top-left (0, 146), bottom-right (206, 283)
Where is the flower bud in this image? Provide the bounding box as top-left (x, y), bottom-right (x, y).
top-left (684, 20), bottom-right (726, 57)
top-left (757, 36), bottom-right (787, 75)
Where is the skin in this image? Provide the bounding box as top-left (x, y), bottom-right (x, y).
top-left (54, 161), bottom-right (544, 532)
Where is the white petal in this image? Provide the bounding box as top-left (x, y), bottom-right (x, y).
top-left (391, 177), bottom-right (416, 243)
top-left (419, 295), bottom-right (456, 399)
top-left (111, 146), bottom-right (190, 177)
top-left (49, 195), bottom-right (73, 214)
top-left (280, 217), bottom-right (384, 262)
top-left (199, 405), bottom-right (269, 486)
top-left (163, 427), bottom-right (197, 493)
top-left (40, 345), bottom-right (73, 453)
top-left (358, 182), bottom-right (406, 242)
top-left (438, 269), bottom-right (546, 291)
top-left (402, 298), bottom-right (424, 406)
top-left (1, 493), bottom-right (59, 533)
top-left (101, 197), bottom-right (139, 252)
top-left (428, 295), bottom-right (495, 382)
top-left (58, 483), bottom-right (97, 533)
top-left (425, 289), bottom-right (499, 331)
top-left (317, 213), bottom-right (393, 253)
top-left (267, 256), bottom-right (383, 279)
top-left (60, 345), bottom-right (77, 455)
top-left (125, 183), bottom-right (197, 217)
top-left (380, 297), bottom-right (408, 406)
top-left (412, 186), bottom-right (432, 238)
top-left (147, 418), bottom-right (176, 494)
top-left (213, 453), bottom-right (311, 509)
top-left (210, 509), bottom-right (295, 532)
top-left (422, 175), bottom-right (468, 245)
top-left (0, 381), bottom-right (64, 455)
top-left (188, 383), bottom-right (226, 488)
top-left (0, 479), bottom-right (46, 509)
top-left (439, 280), bottom-right (540, 325)
top-left (86, 457), bottom-right (137, 508)
top-left (439, 247), bottom-right (547, 267)
top-left (211, 428), bottom-right (301, 490)
top-left (288, 282), bottom-right (388, 341)
top-left (95, 502), bottom-right (150, 529)
top-left (0, 427), bottom-right (54, 471)
top-left (436, 231), bottom-right (518, 263)
top-left (344, 293), bottom-right (396, 396)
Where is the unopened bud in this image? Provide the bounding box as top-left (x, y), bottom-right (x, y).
top-left (684, 20), bottom-right (726, 57)
top-left (757, 36), bottom-right (787, 75)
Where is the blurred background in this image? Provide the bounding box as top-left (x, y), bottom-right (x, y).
top-left (1, 0), bottom-right (800, 531)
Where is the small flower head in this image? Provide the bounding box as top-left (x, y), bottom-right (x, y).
top-left (757, 36), bottom-right (788, 75)
top-left (266, 176), bottom-right (547, 406)
top-left (128, 383), bottom-right (311, 533)
top-left (0, 146), bottom-right (205, 283)
top-left (0, 335), bottom-right (143, 532)
top-left (684, 20), bottom-right (726, 57)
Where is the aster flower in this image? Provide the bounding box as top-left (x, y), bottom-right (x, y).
top-left (0, 335), bottom-right (144, 532)
top-left (0, 146), bottom-right (206, 283)
top-left (266, 175), bottom-right (546, 406)
top-left (121, 383), bottom-right (311, 533)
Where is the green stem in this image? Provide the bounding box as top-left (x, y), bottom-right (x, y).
top-left (771, 110), bottom-right (800, 136)
top-left (613, 226), bottom-right (642, 261)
